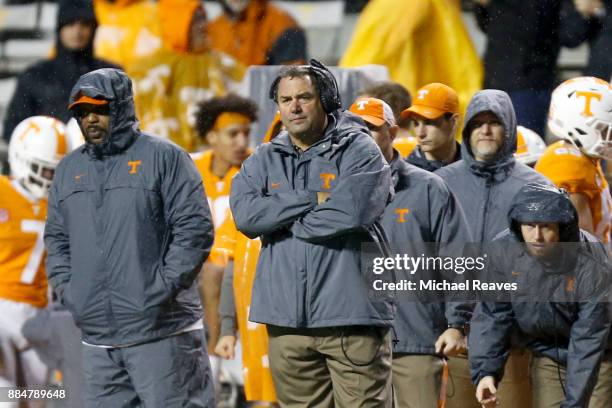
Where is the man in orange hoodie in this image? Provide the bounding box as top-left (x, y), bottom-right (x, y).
top-left (129, 0), bottom-right (245, 151)
top-left (208, 0), bottom-right (307, 66)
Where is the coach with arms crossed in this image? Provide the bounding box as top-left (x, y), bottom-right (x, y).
top-left (230, 60), bottom-right (394, 407)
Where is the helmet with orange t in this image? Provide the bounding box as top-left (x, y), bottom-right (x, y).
top-left (65, 117), bottom-right (86, 150)
top-left (8, 116), bottom-right (69, 200)
top-left (548, 76), bottom-right (612, 160)
top-left (515, 126), bottom-right (546, 166)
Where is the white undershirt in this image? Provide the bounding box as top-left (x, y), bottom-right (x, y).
top-left (82, 319), bottom-right (204, 349)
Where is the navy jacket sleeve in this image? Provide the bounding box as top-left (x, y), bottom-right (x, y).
top-left (44, 171), bottom-right (72, 306)
top-left (230, 151), bottom-right (318, 239)
top-left (291, 138), bottom-right (392, 242)
top-left (159, 149), bottom-right (214, 293)
top-left (469, 302), bottom-right (515, 384)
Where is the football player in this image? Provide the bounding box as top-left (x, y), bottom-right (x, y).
top-left (0, 116), bottom-right (70, 405)
top-left (535, 76), bottom-right (612, 247)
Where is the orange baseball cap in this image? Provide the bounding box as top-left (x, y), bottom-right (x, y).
top-left (349, 97), bottom-right (396, 127)
top-left (401, 83), bottom-right (459, 120)
top-left (68, 95), bottom-right (109, 110)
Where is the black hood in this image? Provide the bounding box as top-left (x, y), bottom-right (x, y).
top-left (56, 0), bottom-right (97, 61)
top-left (508, 183), bottom-right (580, 242)
top-left (69, 68), bottom-right (139, 157)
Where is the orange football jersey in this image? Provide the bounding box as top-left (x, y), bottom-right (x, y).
top-left (535, 141), bottom-right (611, 245)
top-left (212, 213), bottom-right (277, 402)
top-left (0, 176), bottom-right (48, 307)
top-left (192, 149), bottom-right (242, 266)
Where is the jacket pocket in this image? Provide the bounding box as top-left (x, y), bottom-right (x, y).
top-left (57, 183), bottom-right (94, 204)
top-left (308, 157), bottom-right (339, 192)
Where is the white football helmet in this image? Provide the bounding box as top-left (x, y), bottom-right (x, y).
top-left (65, 117), bottom-right (85, 150)
top-left (515, 126), bottom-right (547, 166)
top-left (548, 76), bottom-right (612, 160)
top-left (8, 116), bottom-right (69, 200)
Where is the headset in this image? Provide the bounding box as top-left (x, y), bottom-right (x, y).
top-left (268, 59), bottom-right (342, 113)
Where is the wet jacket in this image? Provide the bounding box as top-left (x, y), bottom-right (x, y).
top-left (469, 184), bottom-right (611, 408)
top-left (406, 142), bottom-right (461, 173)
top-left (44, 69), bottom-right (213, 346)
top-left (383, 154), bottom-right (472, 354)
top-left (2, 0), bottom-right (118, 143)
top-left (230, 111), bottom-right (394, 328)
top-left (435, 90), bottom-right (551, 242)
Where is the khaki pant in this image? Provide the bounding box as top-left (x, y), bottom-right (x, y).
top-left (392, 354), bottom-right (445, 408)
top-left (590, 350), bottom-right (612, 408)
top-left (447, 350), bottom-right (533, 408)
top-left (446, 354), bottom-right (480, 408)
top-left (531, 352), bottom-right (612, 408)
top-left (267, 325), bottom-right (392, 408)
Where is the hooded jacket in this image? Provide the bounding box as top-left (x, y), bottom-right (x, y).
top-left (44, 69), bottom-right (213, 346)
top-left (435, 90), bottom-right (551, 242)
top-left (382, 153), bottom-right (472, 354)
top-left (406, 142), bottom-right (461, 173)
top-left (2, 0), bottom-right (119, 143)
top-left (230, 110), bottom-right (394, 328)
top-left (469, 183), bottom-right (611, 408)
top-left (207, 0), bottom-right (307, 66)
top-left (128, 0), bottom-right (245, 151)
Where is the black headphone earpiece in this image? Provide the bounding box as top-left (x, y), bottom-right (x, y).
top-left (309, 59), bottom-right (341, 113)
top-left (268, 59), bottom-right (342, 114)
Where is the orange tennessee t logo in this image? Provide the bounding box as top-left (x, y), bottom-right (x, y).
top-left (395, 208), bottom-right (410, 223)
top-left (576, 91), bottom-right (602, 116)
top-left (320, 173), bottom-right (336, 189)
top-left (566, 277), bottom-right (576, 292)
top-left (128, 160), bottom-right (142, 174)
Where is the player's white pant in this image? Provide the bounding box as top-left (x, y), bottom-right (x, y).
top-left (0, 299), bottom-right (48, 408)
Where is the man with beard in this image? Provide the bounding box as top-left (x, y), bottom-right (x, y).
top-left (435, 90), bottom-right (551, 407)
top-left (44, 68), bottom-right (215, 407)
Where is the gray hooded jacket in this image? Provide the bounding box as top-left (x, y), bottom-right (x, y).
top-left (44, 68), bottom-right (213, 346)
top-left (435, 90), bottom-right (551, 242)
top-left (469, 183), bottom-right (611, 408)
top-left (230, 110), bottom-right (394, 328)
top-left (383, 153), bottom-right (472, 354)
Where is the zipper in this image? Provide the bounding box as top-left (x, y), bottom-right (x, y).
top-left (480, 181), bottom-right (492, 242)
